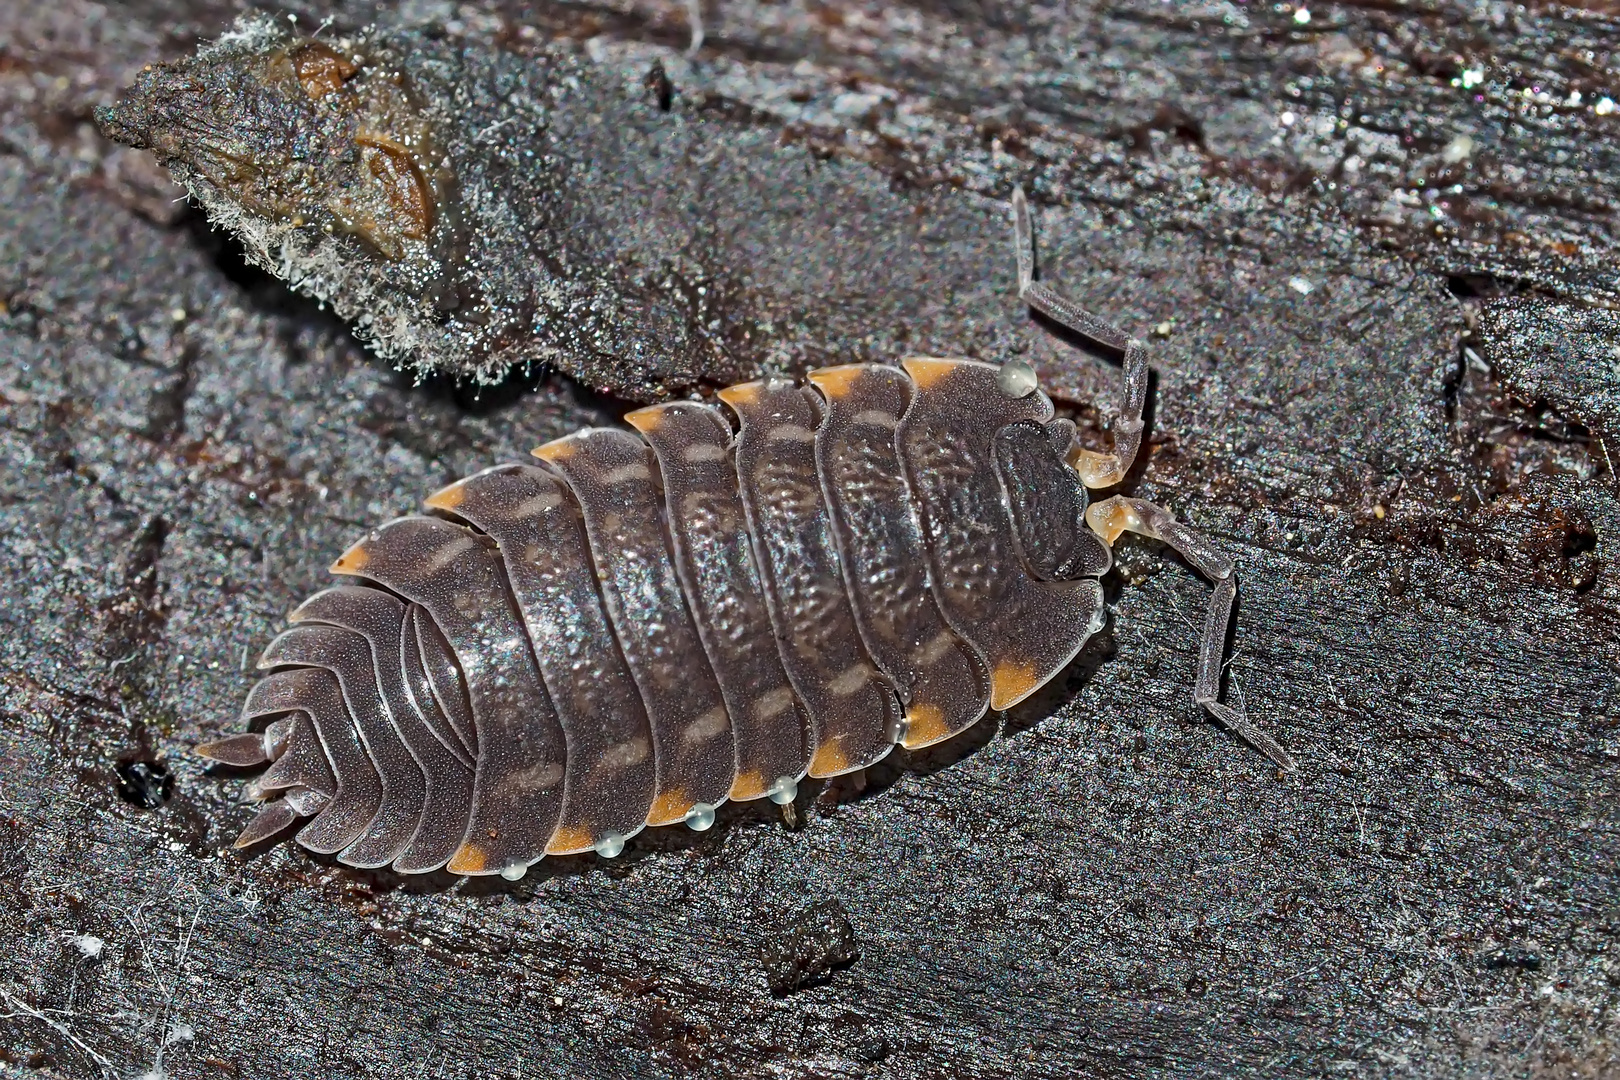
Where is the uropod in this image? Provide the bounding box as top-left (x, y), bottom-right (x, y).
top-left (199, 189), bottom-right (1295, 878)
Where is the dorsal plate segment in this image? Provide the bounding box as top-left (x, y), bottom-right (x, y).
top-left (290, 586), bottom-right (474, 874)
top-left (628, 401), bottom-right (811, 799)
top-left (259, 624), bottom-right (426, 869)
top-left (436, 463), bottom-right (658, 852)
top-left (807, 364), bottom-right (990, 748)
top-left (897, 359), bottom-right (1104, 709)
top-left (241, 667), bottom-right (380, 855)
top-left (332, 516), bottom-right (566, 876)
top-left (722, 378), bottom-right (902, 776)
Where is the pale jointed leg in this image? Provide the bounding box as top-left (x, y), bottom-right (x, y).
top-left (1010, 186), bottom-right (1147, 488)
top-left (685, 0), bottom-right (704, 56)
top-left (1085, 495), bottom-right (1297, 771)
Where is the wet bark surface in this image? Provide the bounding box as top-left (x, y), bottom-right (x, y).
top-left (1, 2), bottom-right (1617, 1078)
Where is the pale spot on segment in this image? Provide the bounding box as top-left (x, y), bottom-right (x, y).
top-left (523, 760), bottom-right (565, 791)
top-left (683, 707), bottom-right (730, 746)
top-left (447, 842), bottom-right (488, 875)
top-left (546, 823), bottom-right (594, 855)
top-left (766, 424), bottom-right (817, 443)
top-left (806, 364), bottom-right (865, 400)
top-left (329, 541), bottom-right (370, 575)
top-left (514, 490), bottom-right (563, 516)
top-left (828, 664), bottom-right (872, 696)
top-left (420, 534), bottom-right (478, 577)
top-left (918, 630), bottom-right (958, 665)
top-left (900, 702), bottom-right (951, 749)
top-left (601, 463), bottom-right (653, 484)
top-left (990, 659), bottom-right (1040, 710)
top-left (900, 356), bottom-right (964, 391)
top-left (681, 442), bottom-right (728, 463)
top-left (852, 409), bottom-right (899, 430)
top-left (809, 737), bottom-right (852, 777)
top-left (601, 737), bottom-right (651, 769)
top-left (755, 689), bottom-right (795, 720)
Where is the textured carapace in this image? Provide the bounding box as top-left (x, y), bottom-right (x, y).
top-left (200, 190), bottom-right (1295, 878)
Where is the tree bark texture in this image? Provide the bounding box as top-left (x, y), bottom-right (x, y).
top-left (0, 2), bottom-right (1617, 1078)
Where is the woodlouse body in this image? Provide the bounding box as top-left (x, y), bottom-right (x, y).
top-left (201, 192), bottom-right (1294, 877)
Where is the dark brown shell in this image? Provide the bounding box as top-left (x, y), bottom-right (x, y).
top-left (199, 359), bottom-right (1111, 877)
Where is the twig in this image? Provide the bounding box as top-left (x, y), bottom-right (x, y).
top-left (1056, 900), bottom-right (1127, 958)
top-left (1193, 850), bottom-right (1262, 876)
top-left (126, 887), bottom-right (204, 1078)
top-left (0, 984), bottom-right (116, 1077)
top-left (1258, 961), bottom-right (1325, 996)
top-left (150, 898), bottom-right (204, 1078)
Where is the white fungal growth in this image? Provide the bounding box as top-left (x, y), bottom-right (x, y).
top-left (67, 932), bottom-right (105, 959)
top-left (1441, 135), bottom-right (1474, 164)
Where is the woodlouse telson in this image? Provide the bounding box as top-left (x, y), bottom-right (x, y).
top-left (199, 190), bottom-right (1296, 878)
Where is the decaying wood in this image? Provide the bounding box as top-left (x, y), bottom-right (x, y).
top-left (0, 2), bottom-right (1617, 1077)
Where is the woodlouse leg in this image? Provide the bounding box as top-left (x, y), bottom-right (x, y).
top-left (1085, 495), bottom-right (1297, 772)
top-left (685, 0), bottom-right (704, 56)
top-left (1010, 186), bottom-right (1147, 489)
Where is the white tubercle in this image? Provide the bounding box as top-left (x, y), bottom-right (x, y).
top-left (996, 360), bottom-right (1039, 398)
top-left (684, 803), bottom-right (716, 832)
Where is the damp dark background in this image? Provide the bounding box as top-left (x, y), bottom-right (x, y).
top-left (1, 1), bottom-right (1617, 1077)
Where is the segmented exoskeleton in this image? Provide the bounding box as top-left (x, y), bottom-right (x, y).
top-left (199, 190), bottom-right (1294, 878)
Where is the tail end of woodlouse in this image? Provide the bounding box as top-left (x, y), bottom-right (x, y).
top-left (201, 689), bottom-right (345, 852)
top-left (231, 799), bottom-right (301, 849)
top-left (195, 732), bottom-right (274, 767)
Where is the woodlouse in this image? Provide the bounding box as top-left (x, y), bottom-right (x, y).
top-left (199, 190), bottom-right (1295, 878)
